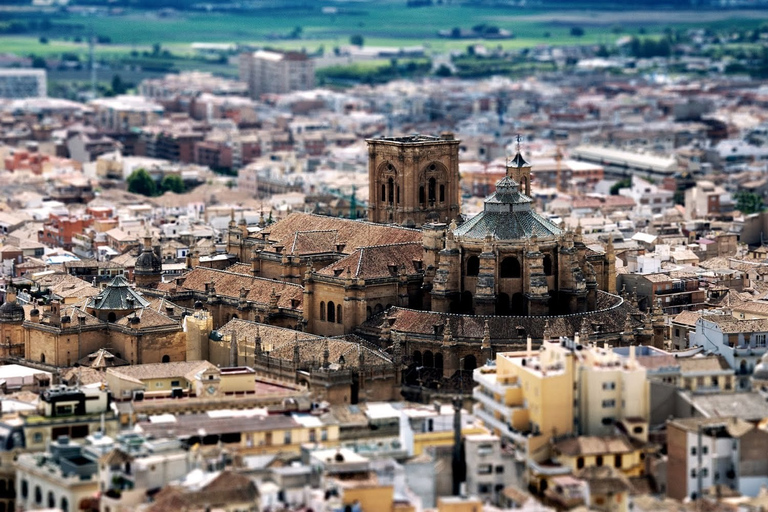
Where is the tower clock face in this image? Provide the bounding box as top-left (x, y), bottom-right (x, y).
top-left (207, 385), bottom-right (216, 394)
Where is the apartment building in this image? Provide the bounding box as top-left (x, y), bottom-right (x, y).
top-left (0, 69), bottom-right (46, 98)
top-left (239, 50), bottom-right (315, 99)
top-left (667, 417), bottom-right (768, 501)
top-left (473, 338), bottom-right (650, 461)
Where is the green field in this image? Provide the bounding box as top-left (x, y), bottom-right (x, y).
top-left (3, 2), bottom-right (768, 60)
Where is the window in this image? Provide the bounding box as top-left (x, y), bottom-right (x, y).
top-left (48, 491), bottom-right (55, 508)
top-left (321, 429), bottom-right (328, 441)
top-left (757, 334), bottom-right (767, 347)
top-left (691, 447), bottom-right (697, 456)
top-left (56, 405), bottom-right (73, 415)
top-left (34, 486), bottom-right (41, 505)
top-left (701, 468), bottom-right (708, 477)
top-left (602, 399), bottom-right (616, 408)
top-left (337, 304), bottom-right (342, 324)
top-left (691, 469), bottom-right (697, 478)
top-left (602, 382), bottom-right (616, 391)
top-left (478, 484), bottom-right (491, 494)
top-left (170, 380), bottom-right (180, 387)
top-left (615, 454), bottom-right (622, 468)
top-left (439, 184), bottom-right (445, 203)
top-left (284, 431), bottom-right (292, 445)
top-left (20, 480), bottom-right (27, 500)
top-left (577, 457), bottom-right (585, 469)
top-left (477, 464), bottom-right (492, 475)
top-left (495, 465), bottom-right (504, 474)
top-left (33, 432), bottom-right (42, 443)
top-left (675, 328), bottom-right (680, 337)
top-left (703, 446), bottom-right (708, 455)
top-left (320, 302), bottom-right (325, 321)
top-left (596, 455), bottom-right (603, 467)
top-left (327, 302), bottom-right (335, 323)
top-left (309, 429), bottom-right (316, 442)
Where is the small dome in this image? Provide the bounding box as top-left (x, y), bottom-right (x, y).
top-left (0, 300), bottom-right (25, 323)
top-left (135, 247), bottom-right (162, 274)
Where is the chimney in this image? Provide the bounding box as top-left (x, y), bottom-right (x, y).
top-left (630, 344), bottom-right (636, 362)
top-left (526, 335), bottom-right (532, 358)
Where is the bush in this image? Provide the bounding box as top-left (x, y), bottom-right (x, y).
top-left (127, 168), bottom-right (157, 197)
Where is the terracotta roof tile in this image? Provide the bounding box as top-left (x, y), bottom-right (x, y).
top-left (317, 242), bottom-right (423, 279)
top-left (180, 267), bottom-right (303, 310)
top-left (261, 213), bottom-right (421, 253)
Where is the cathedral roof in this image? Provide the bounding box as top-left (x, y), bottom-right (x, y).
top-left (316, 242), bottom-right (423, 279)
top-left (453, 176), bottom-right (562, 241)
top-left (87, 275), bottom-right (149, 311)
top-left (262, 213), bottom-right (421, 255)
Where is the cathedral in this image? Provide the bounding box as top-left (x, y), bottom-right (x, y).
top-left (218, 134), bottom-right (651, 396)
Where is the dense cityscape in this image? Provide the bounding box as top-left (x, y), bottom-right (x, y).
top-left (3, 1), bottom-right (768, 511)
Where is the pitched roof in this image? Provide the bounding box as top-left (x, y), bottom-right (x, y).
top-left (179, 267), bottom-right (304, 311)
top-left (114, 307), bottom-right (179, 330)
top-left (290, 230), bottom-right (338, 255)
top-left (316, 242), bottom-right (423, 279)
top-left (678, 355), bottom-right (731, 373)
top-left (77, 348), bottom-right (129, 369)
top-left (107, 360), bottom-right (215, 382)
top-left (554, 436), bottom-right (635, 457)
top-left (261, 212), bottom-right (421, 254)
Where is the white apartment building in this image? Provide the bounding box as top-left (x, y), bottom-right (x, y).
top-left (239, 50), bottom-right (315, 99)
top-left (0, 69), bottom-right (47, 98)
top-left (619, 175), bottom-right (675, 217)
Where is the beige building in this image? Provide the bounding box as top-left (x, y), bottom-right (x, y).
top-left (239, 50), bottom-right (314, 99)
top-left (473, 337), bottom-right (650, 461)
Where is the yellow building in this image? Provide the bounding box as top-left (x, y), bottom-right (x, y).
top-left (473, 338), bottom-right (651, 460)
top-left (473, 338), bottom-right (575, 458)
top-left (552, 436), bottom-right (647, 478)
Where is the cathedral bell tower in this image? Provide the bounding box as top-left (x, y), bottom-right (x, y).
top-left (506, 137), bottom-right (532, 196)
top-left (366, 133), bottom-right (461, 227)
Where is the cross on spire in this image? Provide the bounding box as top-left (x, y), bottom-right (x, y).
top-left (516, 133), bottom-right (521, 153)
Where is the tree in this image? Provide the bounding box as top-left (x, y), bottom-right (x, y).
top-left (160, 174), bottom-right (185, 194)
top-left (39, 36), bottom-right (48, 44)
top-left (610, 177), bottom-right (631, 196)
top-left (350, 34), bottom-right (364, 47)
top-left (31, 56), bottom-right (46, 69)
top-left (570, 26), bottom-right (585, 37)
top-left (127, 168), bottom-right (157, 197)
top-left (111, 74), bottom-right (127, 95)
top-left (735, 191), bottom-right (765, 215)
top-left (435, 64), bottom-right (452, 77)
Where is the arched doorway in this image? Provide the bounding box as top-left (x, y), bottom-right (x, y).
top-left (496, 293), bottom-right (510, 315)
top-left (460, 291), bottom-right (473, 314)
top-left (435, 353), bottom-right (444, 373)
top-left (413, 350), bottom-right (422, 366)
top-left (500, 257), bottom-right (521, 278)
top-left (464, 354), bottom-right (477, 372)
top-left (511, 293), bottom-right (525, 313)
top-left (107, 312), bottom-right (117, 323)
top-left (466, 256), bottom-right (480, 276)
top-left (373, 303), bottom-right (384, 315)
top-left (423, 351), bottom-right (434, 368)
top-left (162, 355), bottom-right (170, 363)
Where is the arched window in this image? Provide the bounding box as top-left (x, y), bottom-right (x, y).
top-left (108, 312), bottom-right (117, 323)
top-left (336, 304), bottom-right (342, 324)
top-left (61, 497), bottom-right (69, 512)
top-left (162, 355), bottom-right (170, 363)
top-left (48, 491), bottom-right (55, 509)
top-left (428, 178), bottom-right (436, 203)
top-left (419, 186), bottom-right (425, 205)
top-left (40, 353), bottom-right (45, 364)
top-left (327, 301), bottom-right (336, 323)
top-left (388, 177), bottom-right (394, 204)
top-left (366, 306), bottom-right (372, 319)
top-left (34, 486), bottom-right (41, 505)
top-left (543, 254), bottom-right (553, 276)
top-left (500, 257), bottom-right (521, 278)
top-left (466, 256), bottom-right (480, 276)
top-left (440, 184), bottom-right (445, 203)
top-left (423, 351), bottom-right (434, 368)
top-left (381, 184), bottom-right (386, 202)
top-left (20, 479), bottom-right (27, 499)
top-left (396, 186), bottom-right (400, 204)
top-left (413, 350), bottom-right (422, 366)
top-left (464, 355), bottom-right (477, 372)
top-left (373, 303), bottom-right (384, 315)
top-left (320, 301), bottom-right (326, 321)
top-left (435, 353), bottom-right (444, 372)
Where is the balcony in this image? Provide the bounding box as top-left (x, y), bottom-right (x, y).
top-left (474, 405), bottom-right (528, 446)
